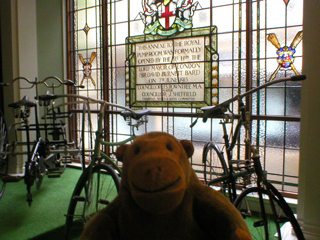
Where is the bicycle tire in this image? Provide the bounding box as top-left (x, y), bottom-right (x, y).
top-left (234, 185), bottom-right (305, 240)
top-left (79, 102), bottom-right (93, 169)
top-left (65, 163), bottom-right (121, 240)
top-left (202, 142), bottom-right (228, 193)
top-left (0, 110), bottom-right (8, 199)
top-left (0, 110), bottom-right (8, 172)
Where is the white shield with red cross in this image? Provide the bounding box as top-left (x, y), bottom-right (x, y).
top-left (158, 2), bottom-right (177, 29)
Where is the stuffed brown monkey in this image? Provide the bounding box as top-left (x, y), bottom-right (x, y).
top-left (80, 132), bottom-right (252, 240)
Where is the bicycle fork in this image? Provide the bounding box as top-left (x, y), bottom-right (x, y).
top-left (252, 153), bottom-right (283, 239)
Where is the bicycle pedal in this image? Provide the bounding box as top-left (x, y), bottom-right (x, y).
top-left (73, 195), bottom-right (86, 202)
top-left (253, 220), bottom-right (265, 227)
top-left (1, 175), bottom-right (23, 183)
top-left (47, 173), bottom-right (61, 178)
top-left (98, 199), bottom-right (110, 205)
top-left (47, 167), bottom-right (61, 172)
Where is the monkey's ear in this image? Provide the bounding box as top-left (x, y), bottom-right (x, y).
top-left (114, 144), bottom-right (129, 162)
top-left (180, 140), bottom-right (194, 158)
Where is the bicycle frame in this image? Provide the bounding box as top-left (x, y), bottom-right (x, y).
top-left (202, 75), bottom-right (306, 195)
top-left (53, 94), bottom-right (149, 174)
top-left (0, 76), bottom-right (79, 204)
top-left (200, 75), bottom-right (307, 239)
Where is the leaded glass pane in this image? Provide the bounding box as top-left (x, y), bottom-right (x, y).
top-left (68, 0), bottom-right (304, 194)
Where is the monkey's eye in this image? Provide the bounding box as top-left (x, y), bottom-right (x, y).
top-left (166, 144), bottom-right (173, 151)
top-left (134, 147), bottom-right (140, 155)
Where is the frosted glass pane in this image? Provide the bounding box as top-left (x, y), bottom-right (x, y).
top-left (191, 141), bottom-right (205, 166)
top-left (130, 21), bottom-right (145, 37)
top-left (115, 23), bottom-right (128, 44)
top-left (147, 116), bottom-right (163, 132)
top-left (115, 67), bottom-right (126, 88)
top-left (284, 149), bottom-right (299, 177)
top-left (284, 176), bottom-right (298, 192)
top-left (219, 88), bottom-right (232, 103)
top-left (116, 115), bottom-right (130, 134)
top-left (174, 117), bottom-right (192, 140)
top-left (77, 31), bottom-right (86, 49)
top-left (266, 88), bottom-right (285, 115)
top-left (285, 122), bottom-right (300, 148)
top-left (87, 0), bottom-right (97, 8)
top-left (265, 147), bottom-right (284, 175)
top-left (91, 113), bottom-right (98, 131)
top-left (266, 121), bottom-right (284, 147)
top-left (212, 0), bottom-right (235, 7)
top-left (130, 0), bottom-right (143, 21)
top-left (116, 89), bottom-right (126, 106)
top-left (252, 89), bottom-right (266, 115)
top-left (192, 119), bottom-right (214, 142)
top-left (218, 33), bottom-right (233, 60)
top-left (254, 1), bottom-right (266, 29)
top-left (252, 30), bottom-right (267, 59)
top-left (87, 8), bottom-right (97, 28)
top-left (115, 45), bottom-right (125, 67)
top-left (266, 0), bottom-right (286, 28)
top-left (87, 29), bottom-right (98, 48)
top-left (251, 120), bottom-right (266, 146)
top-left (77, 0), bottom-right (86, 10)
top-left (212, 6), bottom-right (234, 33)
top-left (193, 9), bottom-right (210, 28)
top-left (116, 0), bottom-right (128, 22)
top-left (287, 0), bottom-right (303, 26)
top-left (286, 88), bottom-right (301, 116)
top-left (219, 61), bottom-right (233, 87)
top-left (77, 10), bottom-right (86, 30)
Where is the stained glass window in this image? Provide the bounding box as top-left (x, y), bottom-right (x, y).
top-left (68, 0), bottom-right (303, 195)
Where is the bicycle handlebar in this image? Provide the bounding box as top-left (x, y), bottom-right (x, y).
top-left (0, 76), bottom-right (82, 89)
top-left (201, 75), bottom-right (306, 122)
top-left (54, 94), bottom-right (151, 120)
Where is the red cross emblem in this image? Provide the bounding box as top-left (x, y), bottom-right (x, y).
top-left (158, 2), bottom-right (177, 29)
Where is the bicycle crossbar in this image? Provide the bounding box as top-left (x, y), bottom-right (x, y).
top-left (201, 75), bottom-right (306, 120)
top-left (55, 94), bottom-right (136, 114)
top-left (208, 167), bottom-right (255, 186)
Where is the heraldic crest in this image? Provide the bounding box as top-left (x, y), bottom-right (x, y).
top-left (140, 0), bottom-right (199, 36)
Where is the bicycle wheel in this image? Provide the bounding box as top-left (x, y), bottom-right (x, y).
top-left (79, 102), bottom-right (93, 169)
top-left (65, 163), bottom-right (120, 240)
top-left (202, 142), bottom-right (228, 192)
top-left (234, 186), bottom-right (305, 240)
top-left (0, 110), bottom-right (8, 171)
top-left (0, 111), bottom-right (8, 199)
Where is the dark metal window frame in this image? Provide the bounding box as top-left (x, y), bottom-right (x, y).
top-left (66, 0), bottom-right (302, 198)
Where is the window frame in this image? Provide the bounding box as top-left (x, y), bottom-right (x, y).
top-left (66, 0), bottom-right (303, 198)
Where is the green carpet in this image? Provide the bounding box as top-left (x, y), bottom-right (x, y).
top-left (0, 167), bottom-right (82, 240)
top-left (1, 167), bottom-right (285, 240)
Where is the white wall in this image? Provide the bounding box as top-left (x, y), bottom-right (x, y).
top-left (0, 0), bottom-right (64, 174)
top-left (297, 0), bottom-right (320, 239)
top-left (0, 0), bottom-right (38, 174)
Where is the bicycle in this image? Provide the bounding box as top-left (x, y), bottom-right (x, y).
top-left (60, 94), bottom-right (150, 240)
top-left (192, 75), bottom-right (306, 240)
top-left (0, 76), bottom-right (79, 204)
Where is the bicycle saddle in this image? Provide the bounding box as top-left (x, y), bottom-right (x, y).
top-left (120, 109), bottom-right (151, 120)
top-left (201, 104), bottom-right (228, 122)
top-left (8, 96), bottom-right (36, 108)
top-left (36, 91), bottom-right (58, 101)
